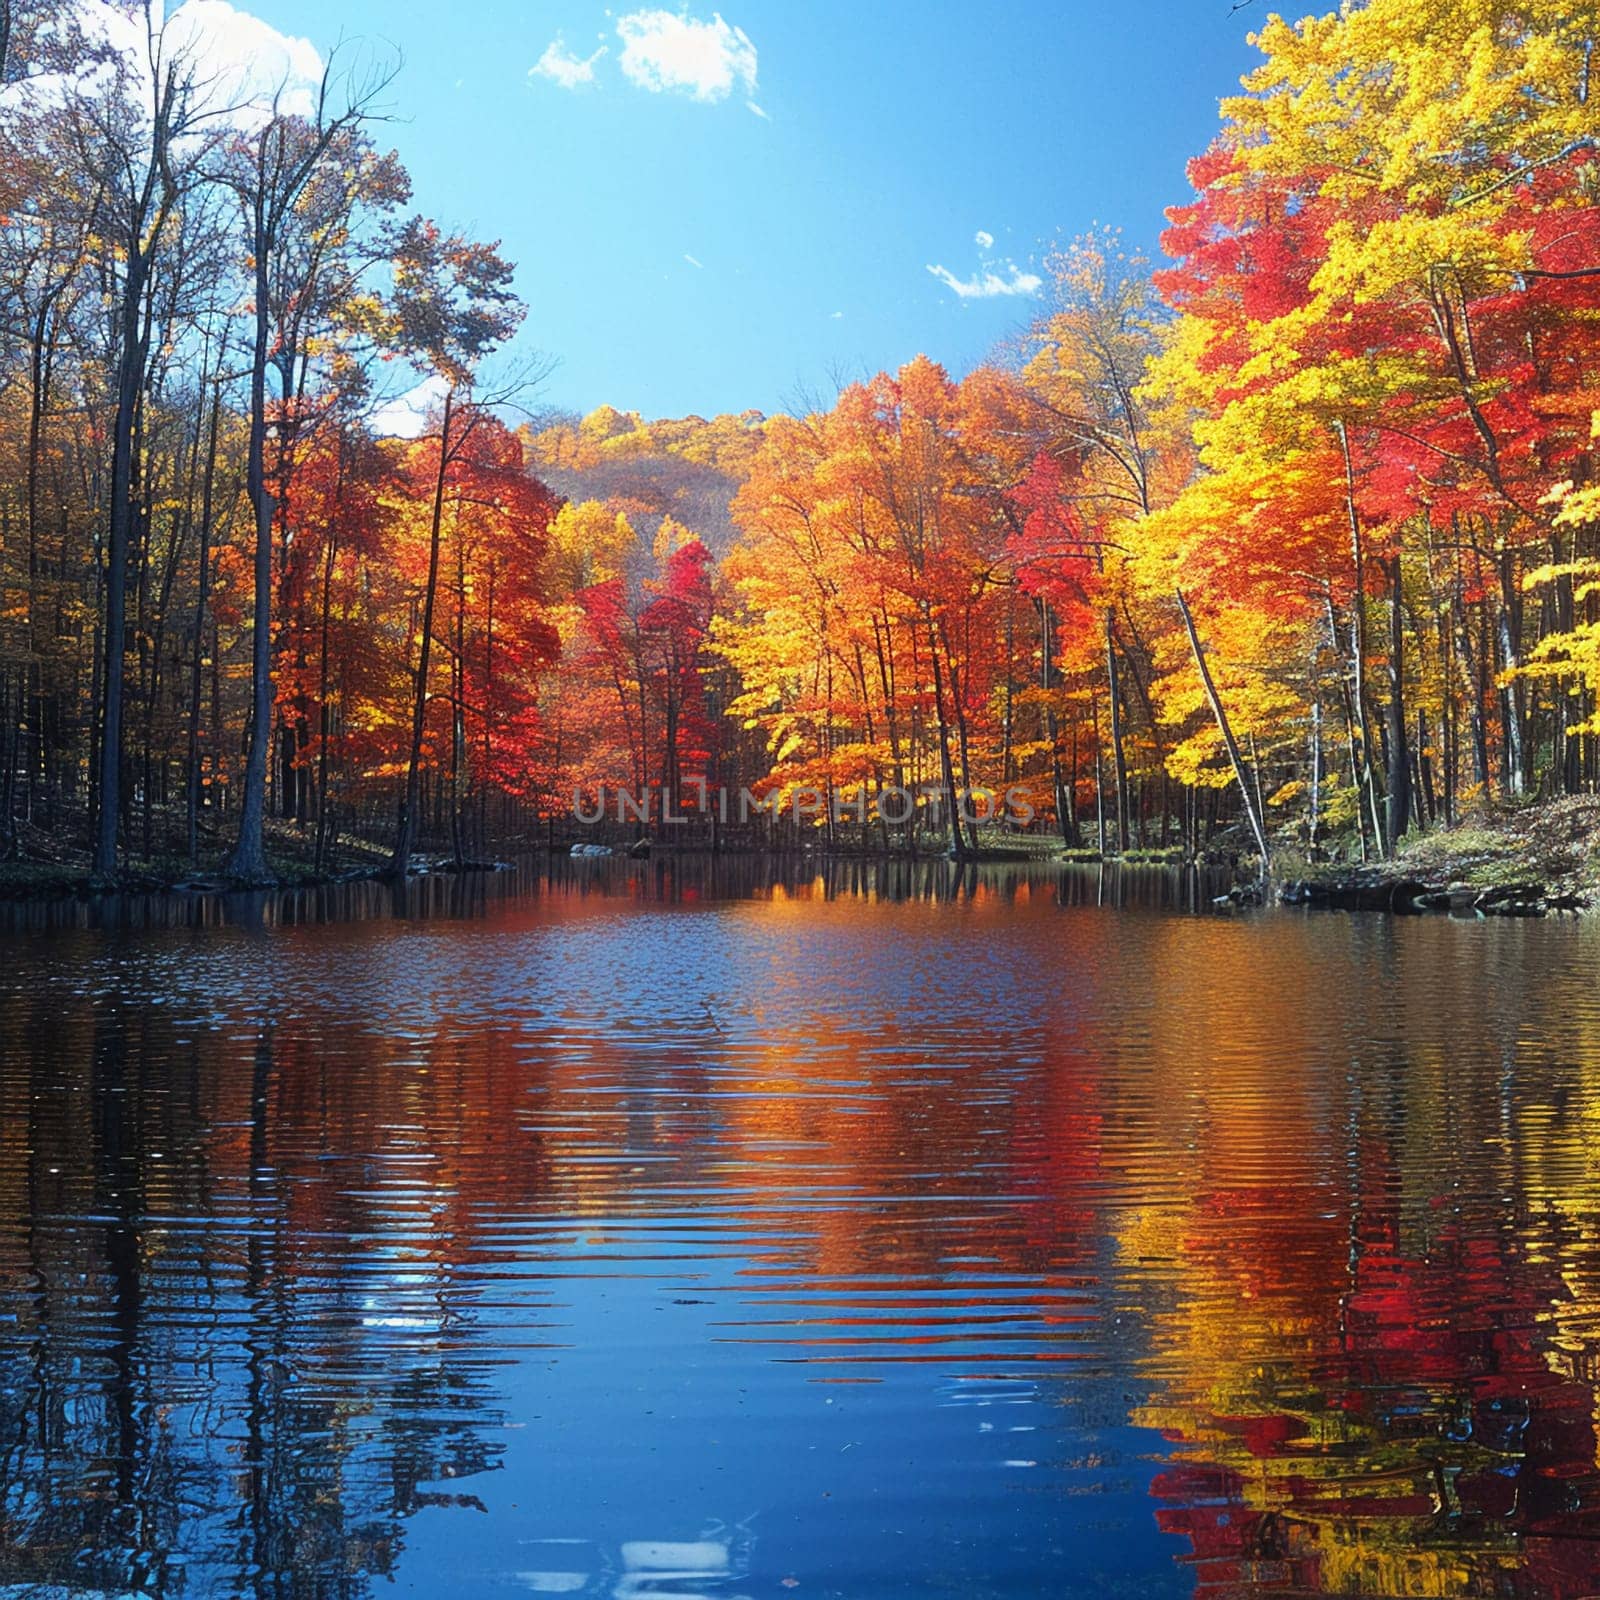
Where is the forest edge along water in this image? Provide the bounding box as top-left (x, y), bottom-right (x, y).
top-left (5, 793), bottom-right (1599, 926)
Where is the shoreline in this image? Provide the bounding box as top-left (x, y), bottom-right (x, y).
top-left (0, 845), bottom-right (1181, 903)
top-left (1275, 874), bottom-right (1589, 917)
top-left (2, 801), bottom-right (1595, 917)
top-left (1267, 797), bottom-right (1600, 919)
top-left (0, 855), bottom-right (514, 904)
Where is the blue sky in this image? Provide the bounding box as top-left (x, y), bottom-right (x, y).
top-left (247, 0), bottom-right (1268, 419)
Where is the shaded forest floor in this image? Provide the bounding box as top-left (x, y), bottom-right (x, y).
top-left (0, 809), bottom-right (398, 899)
top-left (1281, 797), bottom-right (1600, 914)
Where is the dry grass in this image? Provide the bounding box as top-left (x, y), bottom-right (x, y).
top-left (1395, 797), bottom-right (1600, 899)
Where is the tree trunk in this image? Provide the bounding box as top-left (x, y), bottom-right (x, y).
top-left (1496, 548), bottom-right (1527, 796)
top-left (392, 388), bottom-right (456, 876)
top-left (1384, 553), bottom-right (1411, 851)
top-left (1038, 600), bottom-right (1078, 847)
top-left (92, 255), bottom-right (151, 878)
top-left (451, 512), bottom-right (467, 868)
top-left (186, 387), bottom-right (222, 864)
top-left (1175, 587), bottom-right (1270, 868)
top-left (1104, 610), bottom-right (1130, 853)
top-left (225, 231), bottom-right (277, 882)
top-left (925, 609), bottom-right (970, 858)
top-left (1336, 421), bottom-right (1387, 856)
top-left (1308, 697), bottom-right (1322, 851)
top-left (313, 445), bottom-right (342, 874)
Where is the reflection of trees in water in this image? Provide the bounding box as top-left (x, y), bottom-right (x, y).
top-left (0, 897), bottom-right (1126, 1595)
top-left (1117, 922), bottom-right (1600, 1598)
top-left (0, 1012), bottom-right (508, 1599)
top-left (6, 889), bottom-right (1600, 1597)
top-left (0, 852), bottom-right (1225, 937)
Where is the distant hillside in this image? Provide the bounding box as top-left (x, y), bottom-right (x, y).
top-left (520, 406), bottom-right (768, 556)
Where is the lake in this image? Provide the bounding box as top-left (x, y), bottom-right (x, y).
top-left (2, 859), bottom-right (1599, 1598)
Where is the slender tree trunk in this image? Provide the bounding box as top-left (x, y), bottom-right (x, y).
top-left (1437, 608), bottom-right (1457, 826)
top-left (392, 388), bottom-right (456, 876)
top-left (1104, 610), bottom-right (1130, 853)
top-left (1453, 587), bottom-right (1491, 796)
top-left (24, 292), bottom-right (60, 836)
top-left (942, 618), bottom-right (977, 834)
top-left (1040, 601), bottom-right (1078, 848)
top-left (1308, 697), bottom-right (1322, 852)
top-left (1323, 594), bottom-right (1370, 862)
top-left (481, 560), bottom-right (495, 855)
top-left (1417, 711), bottom-right (1436, 824)
top-left (185, 391), bottom-right (221, 865)
top-left (1091, 689), bottom-right (1106, 856)
top-left (451, 513), bottom-right (467, 868)
top-left (1496, 548), bottom-right (1526, 796)
top-left (93, 254), bottom-right (151, 878)
top-left (1384, 553), bottom-right (1412, 850)
top-left (313, 442), bottom-right (343, 873)
top-left (1176, 587), bottom-right (1270, 867)
top-left (226, 230), bottom-right (277, 882)
top-left (0, 671), bottom-right (15, 857)
top-left (1336, 422), bottom-right (1388, 855)
top-left (924, 609), bottom-right (969, 858)
top-left (1000, 595), bottom-right (1015, 790)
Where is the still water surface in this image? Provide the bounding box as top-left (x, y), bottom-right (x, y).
top-left (1, 860), bottom-right (1599, 1598)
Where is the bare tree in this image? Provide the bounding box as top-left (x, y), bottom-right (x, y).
top-left (219, 52), bottom-right (398, 882)
top-left (76, 8), bottom-right (225, 877)
top-left (383, 222), bottom-right (528, 876)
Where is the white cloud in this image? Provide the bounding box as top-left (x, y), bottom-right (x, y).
top-left (166, 1), bottom-right (323, 118)
top-left (30, 1), bottom-right (325, 127)
top-left (371, 375), bottom-right (450, 439)
top-left (829, 310), bottom-right (843, 319)
top-left (531, 36), bottom-right (606, 90)
top-left (616, 8), bottom-right (756, 102)
top-left (683, 253), bottom-right (703, 268)
top-left (745, 99), bottom-right (768, 119)
top-left (926, 260), bottom-right (1042, 300)
top-left (974, 229), bottom-right (994, 249)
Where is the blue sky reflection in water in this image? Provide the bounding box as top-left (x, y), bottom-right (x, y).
top-left (3, 862), bottom-right (1600, 1596)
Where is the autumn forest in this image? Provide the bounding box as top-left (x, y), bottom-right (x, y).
top-left (9, 5), bottom-right (1600, 1597)
top-left (3, 0), bottom-right (1599, 884)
